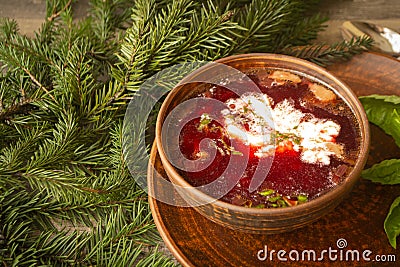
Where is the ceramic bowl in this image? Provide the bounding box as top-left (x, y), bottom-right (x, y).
top-left (155, 53), bottom-right (370, 234)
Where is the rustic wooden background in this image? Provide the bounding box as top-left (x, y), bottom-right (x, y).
top-left (1, 0), bottom-right (400, 44)
top-left (1, 0), bottom-right (399, 265)
top-left (317, 0), bottom-right (400, 43)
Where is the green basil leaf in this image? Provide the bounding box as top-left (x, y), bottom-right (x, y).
top-left (362, 159), bottom-right (400, 185)
top-left (384, 196), bottom-right (400, 249)
top-left (359, 95), bottom-right (400, 147)
top-left (361, 94), bottom-right (400, 104)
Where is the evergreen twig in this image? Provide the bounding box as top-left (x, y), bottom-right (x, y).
top-left (48, 0), bottom-right (73, 22)
top-left (284, 35), bottom-right (374, 67)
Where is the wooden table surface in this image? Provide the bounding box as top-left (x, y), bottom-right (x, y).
top-left (317, 0), bottom-right (400, 44)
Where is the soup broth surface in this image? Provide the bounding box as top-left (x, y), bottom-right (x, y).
top-left (177, 69), bottom-right (361, 208)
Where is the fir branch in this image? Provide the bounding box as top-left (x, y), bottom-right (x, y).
top-left (283, 36), bottom-right (374, 67)
top-left (89, 0), bottom-right (132, 42)
top-left (112, 0), bottom-right (241, 95)
top-left (0, 184), bottom-right (165, 265)
top-left (172, 1), bottom-right (238, 60)
top-left (48, 0), bottom-right (73, 22)
top-left (135, 247), bottom-right (179, 267)
top-left (22, 65), bottom-right (56, 101)
top-left (0, 18), bottom-right (19, 39)
top-left (113, 0), bottom-right (198, 92)
top-left (0, 32), bottom-right (60, 73)
top-left (0, 124), bottom-right (20, 149)
top-left (233, 0), bottom-right (292, 52)
top-left (0, 41), bottom-right (56, 103)
top-left (273, 13), bottom-right (328, 49)
top-left (0, 123), bottom-right (49, 170)
top-left (0, 98), bottom-right (36, 123)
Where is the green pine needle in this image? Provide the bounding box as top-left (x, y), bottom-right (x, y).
top-left (284, 35), bottom-right (374, 67)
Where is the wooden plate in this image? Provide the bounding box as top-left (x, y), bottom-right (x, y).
top-left (148, 52), bottom-right (400, 267)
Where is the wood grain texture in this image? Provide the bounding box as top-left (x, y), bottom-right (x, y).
top-left (2, 0), bottom-right (400, 41)
top-left (318, 0), bottom-right (400, 20)
top-left (316, 0), bottom-right (400, 43)
top-left (148, 52), bottom-right (400, 267)
top-left (0, 0), bottom-right (90, 36)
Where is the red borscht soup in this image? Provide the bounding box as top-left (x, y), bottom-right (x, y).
top-left (177, 69), bottom-right (361, 208)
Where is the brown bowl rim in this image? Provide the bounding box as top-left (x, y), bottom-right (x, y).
top-left (155, 53), bottom-right (370, 215)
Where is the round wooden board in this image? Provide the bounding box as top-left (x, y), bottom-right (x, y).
top-left (148, 52), bottom-right (400, 267)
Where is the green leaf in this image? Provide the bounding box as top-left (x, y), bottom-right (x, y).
top-left (384, 196), bottom-right (400, 249)
top-left (259, 189), bottom-right (275, 196)
top-left (362, 159), bottom-right (400, 185)
top-left (361, 94), bottom-right (400, 104)
top-left (297, 194), bottom-right (308, 203)
top-left (359, 95), bottom-right (400, 147)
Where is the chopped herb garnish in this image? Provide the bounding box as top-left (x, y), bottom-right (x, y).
top-left (277, 199), bottom-right (287, 207)
top-left (231, 150), bottom-right (244, 156)
top-left (271, 131), bottom-right (301, 146)
top-left (197, 113), bottom-right (211, 131)
top-left (297, 194), bottom-right (308, 203)
top-left (259, 189), bottom-right (275, 196)
top-left (256, 190), bottom-right (309, 208)
top-left (219, 138), bottom-right (243, 156)
top-left (268, 196), bottom-right (282, 203)
top-left (210, 125), bottom-right (223, 133)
